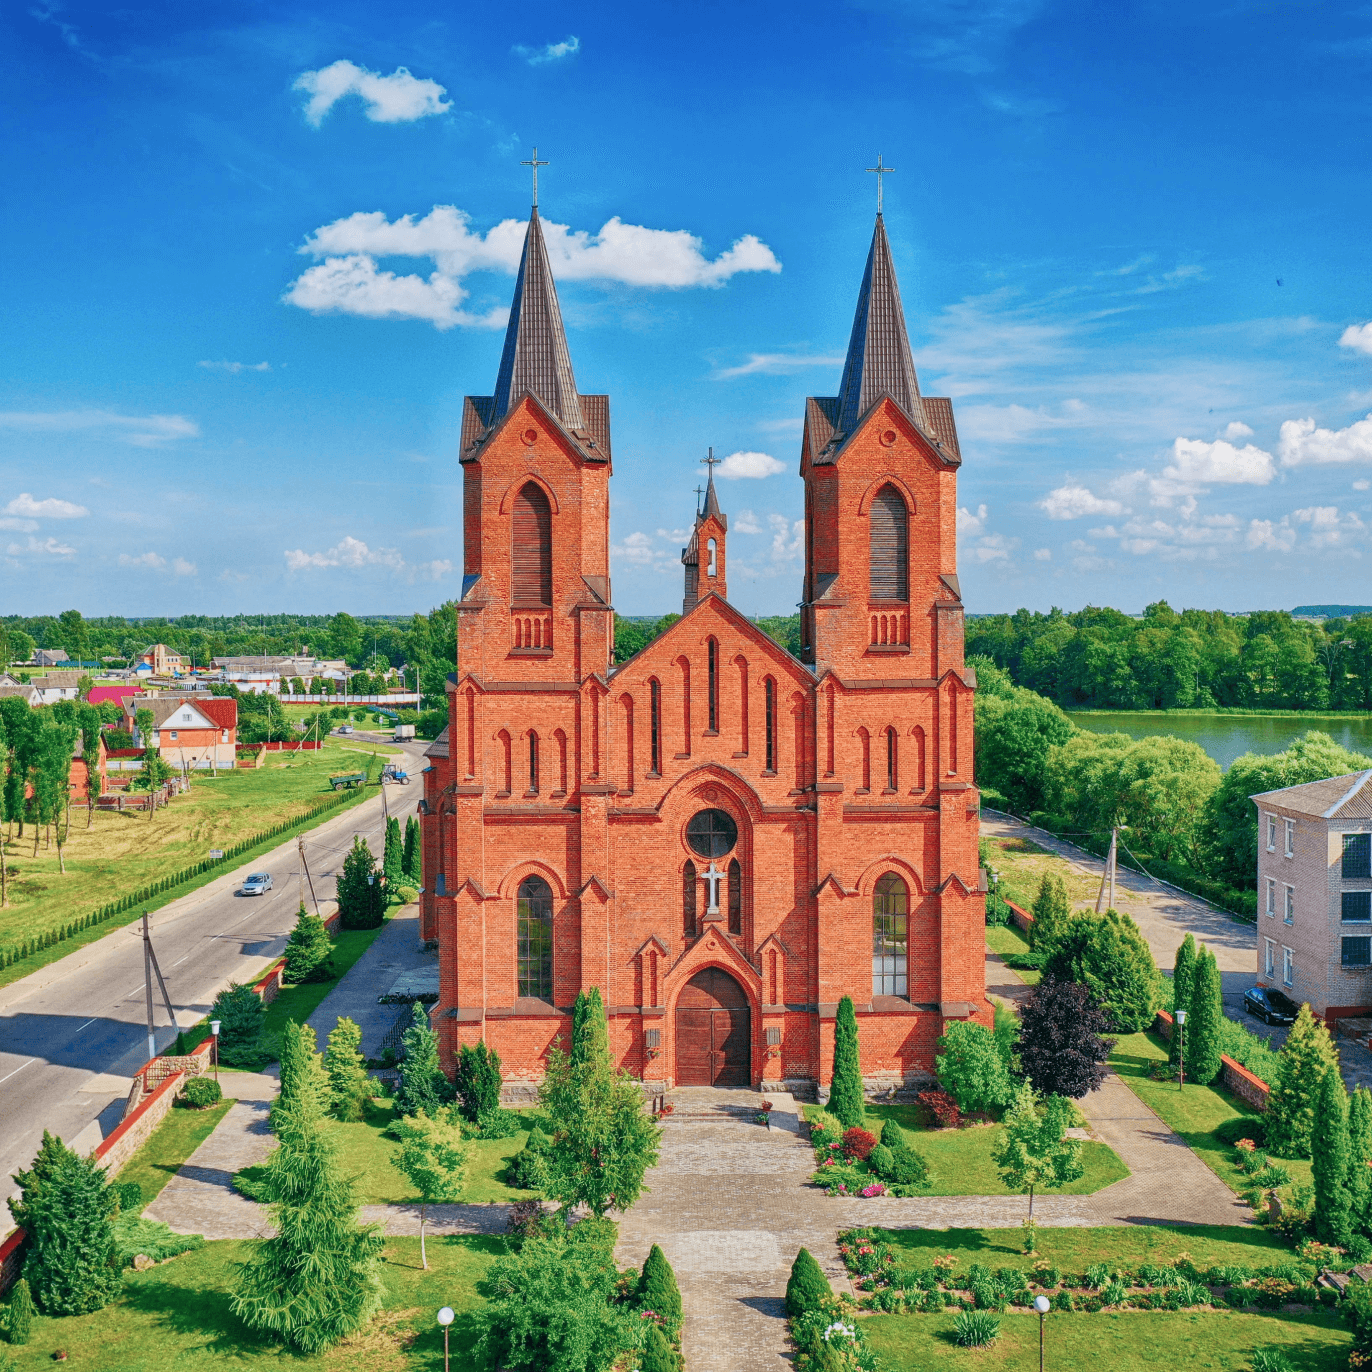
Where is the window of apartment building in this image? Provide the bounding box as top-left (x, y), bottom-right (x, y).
top-left (1284, 818), bottom-right (1295, 858)
top-left (1284, 885), bottom-right (1295, 924)
top-left (1266, 878), bottom-right (1276, 917)
top-left (1344, 892), bottom-right (1372, 923)
top-left (1264, 938), bottom-right (1275, 978)
top-left (1343, 833), bottom-right (1372, 880)
top-left (1343, 936), bottom-right (1372, 968)
top-left (1282, 946), bottom-right (1294, 987)
top-left (168, 730), bottom-right (178, 741)
top-left (1267, 815), bottom-right (1277, 852)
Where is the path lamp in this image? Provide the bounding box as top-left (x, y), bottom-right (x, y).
top-left (210, 1019), bottom-right (220, 1085)
top-left (1034, 1294), bottom-right (1050, 1372)
top-left (1175, 1008), bottom-right (1187, 1090)
top-left (436, 1306), bottom-right (454, 1372)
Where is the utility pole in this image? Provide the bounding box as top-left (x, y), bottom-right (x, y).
top-left (299, 835), bottom-right (320, 914)
top-left (1095, 827), bottom-right (1118, 914)
top-left (141, 911), bottom-right (179, 1060)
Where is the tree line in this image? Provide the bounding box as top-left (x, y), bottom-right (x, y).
top-left (968, 601), bottom-right (1372, 711)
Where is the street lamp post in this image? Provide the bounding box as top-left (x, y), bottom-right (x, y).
top-left (1175, 1007), bottom-right (1188, 1090)
top-left (436, 1307), bottom-right (454, 1372)
top-left (210, 1019), bottom-right (220, 1085)
top-left (1034, 1293), bottom-right (1050, 1372)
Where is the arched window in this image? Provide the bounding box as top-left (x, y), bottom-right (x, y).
top-left (517, 875), bottom-right (553, 1001)
top-left (885, 726), bottom-right (898, 792)
top-left (869, 484), bottom-right (909, 602)
top-left (512, 481), bottom-right (552, 606)
top-left (728, 858), bottom-right (742, 936)
top-left (649, 677), bottom-right (662, 774)
top-left (873, 873), bottom-right (908, 997)
top-left (764, 677), bottom-right (776, 772)
top-left (707, 638), bottom-right (718, 732)
top-left (706, 537), bottom-right (718, 577)
top-left (528, 731), bottom-right (539, 794)
top-left (683, 860), bottom-right (697, 938)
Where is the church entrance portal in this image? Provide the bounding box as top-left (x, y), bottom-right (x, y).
top-left (675, 967), bottom-right (751, 1087)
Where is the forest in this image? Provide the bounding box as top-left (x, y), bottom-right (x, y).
top-left (966, 602), bottom-right (1372, 711)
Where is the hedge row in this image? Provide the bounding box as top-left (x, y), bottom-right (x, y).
top-left (0, 765), bottom-right (377, 971)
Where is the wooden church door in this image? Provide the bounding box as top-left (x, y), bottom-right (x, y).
top-left (675, 967), bottom-right (751, 1087)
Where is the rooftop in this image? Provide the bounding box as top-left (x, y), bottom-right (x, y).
top-left (1251, 769), bottom-right (1372, 820)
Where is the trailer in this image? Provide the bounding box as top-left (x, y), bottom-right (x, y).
top-left (328, 771), bottom-right (366, 790)
top-left (393, 724), bottom-right (415, 740)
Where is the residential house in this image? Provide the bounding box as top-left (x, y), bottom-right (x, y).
top-left (0, 682), bottom-right (41, 707)
top-left (70, 733), bottom-right (108, 803)
top-left (124, 695), bottom-right (237, 769)
top-left (31, 670), bottom-right (84, 704)
top-left (1252, 769), bottom-right (1372, 1022)
top-left (136, 644), bottom-right (186, 675)
top-left (87, 683), bottom-right (145, 710)
top-left (31, 649), bottom-right (69, 668)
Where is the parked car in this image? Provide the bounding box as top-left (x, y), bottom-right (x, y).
top-left (334, 723), bottom-right (354, 735)
top-left (240, 872), bottom-right (273, 897)
top-left (1244, 986), bottom-right (1299, 1025)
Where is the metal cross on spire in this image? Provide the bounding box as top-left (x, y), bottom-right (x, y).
top-left (701, 446), bottom-right (722, 475)
top-left (693, 484), bottom-right (705, 516)
top-left (866, 153), bottom-right (895, 215)
top-left (521, 146), bottom-right (549, 208)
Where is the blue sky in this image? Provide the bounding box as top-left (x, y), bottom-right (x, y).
top-left (3, 0), bottom-right (1372, 620)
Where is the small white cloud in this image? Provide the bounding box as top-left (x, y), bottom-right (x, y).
top-left (1221, 421), bottom-right (1254, 440)
top-left (717, 450), bottom-right (785, 479)
top-left (1340, 323), bottom-right (1372, 356)
top-left (1164, 436), bottom-right (1275, 486)
top-left (198, 360), bottom-right (270, 374)
top-left (1292, 505), bottom-right (1365, 549)
top-left (283, 535), bottom-right (449, 582)
top-left (613, 531), bottom-right (657, 566)
top-left (734, 509), bottom-right (762, 535)
top-left (767, 513), bottom-right (803, 563)
top-left (1038, 483), bottom-right (1124, 520)
top-left (1355, 479), bottom-right (1371, 491)
top-left (0, 517), bottom-right (37, 532)
top-left (967, 533), bottom-right (1019, 564)
top-left (294, 60), bottom-right (450, 127)
top-left (7, 536), bottom-right (74, 557)
top-left (119, 551), bottom-right (166, 569)
top-left (0, 410), bottom-right (197, 447)
top-left (957, 503), bottom-right (989, 535)
top-left (1246, 518), bottom-right (1297, 552)
top-left (1278, 413), bottom-right (1372, 466)
top-left (1033, 547), bottom-right (1051, 561)
top-left (172, 557), bottom-right (197, 576)
top-left (513, 35), bottom-right (580, 65)
top-left (716, 352), bottom-right (844, 379)
top-left (4, 492), bottom-right (90, 519)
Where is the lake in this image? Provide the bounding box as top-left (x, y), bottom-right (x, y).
top-left (1069, 711), bottom-right (1372, 770)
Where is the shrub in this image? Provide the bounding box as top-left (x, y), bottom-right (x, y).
top-left (182, 1076), bottom-right (222, 1109)
top-left (210, 982), bottom-right (266, 1069)
top-left (1084, 1262), bottom-right (1109, 1288)
top-left (3, 1278), bottom-right (33, 1345)
top-left (918, 1089), bottom-right (962, 1128)
top-left (111, 1213), bottom-right (204, 1268)
top-left (1053, 1290), bottom-right (1075, 1312)
top-left (1251, 1352), bottom-right (1295, 1372)
top-left (867, 1144), bottom-right (894, 1179)
top-left (842, 1127), bottom-right (877, 1161)
top-left (640, 1324), bottom-right (681, 1372)
top-left (112, 1180), bottom-right (141, 1213)
top-left (879, 1118), bottom-right (905, 1150)
top-left (786, 1248), bottom-right (832, 1318)
top-left (508, 1127), bottom-right (552, 1191)
top-left (1347, 1283), bottom-right (1372, 1365)
top-left (885, 1143), bottom-right (931, 1190)
top-left (919, 1288), bottom-right (944, 1313)
top-left (638, 1243), bottom-right (683, 1337)
top-left (953, 1310), bottom-right (1000, 1347)
top-left (1216, 1116), bottom-right (1267, 1148)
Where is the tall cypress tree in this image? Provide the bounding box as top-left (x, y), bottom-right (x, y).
top-left (828, 995), bottom-right (864, 1128)
top-left (1185, 947), bottom-right (1224, 1086)
top-left (324, 1017), bottom-right (372, 1123)
top-left (274, 1021), bottom-right (328, 1128)
top-left (1314, 1066), bottom-right (1353, 1247)
top-left (1029, 873), bottom-right (1071, 952)
top-left (1170, 933), bottom-right (1197, 1064)
top-left (383, 816), bottom-right (403, 893)
top-left (402, 815), bottom-right (421, 886)
top-left (1349, 1087), bottom-right (1372, 1236)
top-left (1267, 1005), bottom-right (1341, 1158)
top-left (572, 987), bottom-right (609, 1069)
top-left (395, 1002), bottom-right (448, 1116)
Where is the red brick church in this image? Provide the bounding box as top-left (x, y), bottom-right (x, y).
top-left (419, 199), bottom-right (987, 1097)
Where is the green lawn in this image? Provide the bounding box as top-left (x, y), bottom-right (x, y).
top-left (116, 1098), bottom-right (234, 1211)
top-left (1110, 1029), bottom-right (1311, 1197)
top-left (805, 1104), bottom-right (1131, 1197)
top-left (985, 923), bottom-right (1041, 985)
top-left (1, 1235), bottom-right (499, 1372)
top-left (865, 1308), bottom-right (1349, 1371)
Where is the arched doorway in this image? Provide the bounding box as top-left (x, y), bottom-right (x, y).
top-left (675, 967), bottom-right (751, 1087)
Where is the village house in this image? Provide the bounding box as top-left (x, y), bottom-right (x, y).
top-left (123, 694), bottom-right (238, 769)
top-left (135, 644), bottom-right (186, 675)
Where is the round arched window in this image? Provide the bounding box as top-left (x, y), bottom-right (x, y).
top-left (686, 808), bottom-right (738, 858)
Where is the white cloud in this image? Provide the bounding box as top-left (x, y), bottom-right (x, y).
top-left (957, 503), bottom-right (989, 535)
top-left (7, 536), bottom-right (74, 557)
top-left (1278, 414), bottom-right (1372, 466)
top-left (734, 509), bottom-right (762, 534)
top-left (717, 450), bottom-right (785, 479)
top-left (513, 35), bottom-right (580, 65)
top-left (716, 352), bottom-right (844, 378)
top-left (1163, 436), bottom-right (1276, 486)
top-left (1033, 547), bottom-right (1051, 561)
top-left (1291, 505), bottom-right (1365, 549)
top-left (1221, 421), bottom-right (1254, 440)
top-left (967, 532), bottom-right (1019, 564)
top-left (0, 411), bottom-right (197, 447)
top-left (4, 492), bottom-right (89, 519)
top-left (1355, 479), bottom-right (1371, 491)
top-left (198, 360), bottom-right (270, 374)
top-left (118, 551), bottom-right (166, 569)
top-left (286, 205), bottom-right (781, 330)
top-left (1246, 518), bottom-right (1297, 552)
top-left (767, 513), bottom-right (803, 563)
top-left (294, 60), bottom-right (450, 127)
top-left (614, 531), bottom-right (657, 565)
top-left (1340, 323), bottom-right (1372, 356)
top-left (172, 557), bottom-right (197, 576)
top-left (955, 399), bottom-right (1086, 444)
top-left (283, 535), bottom-right (450, 582)
top-left (1038, 483), bottom-right (1124, 520)
top-left (0, 517), bottom-right (37, 532)
top-left (755, 416), bottom-right (805, 435)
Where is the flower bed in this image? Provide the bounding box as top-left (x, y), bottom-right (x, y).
top-left (836, 1226), bottom-right (1347, 1317)
top-left (807, 1112), bottom-right (932, 1198)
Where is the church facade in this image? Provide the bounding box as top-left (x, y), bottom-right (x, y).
top-left (419, 202), bottom-right (988, 1098)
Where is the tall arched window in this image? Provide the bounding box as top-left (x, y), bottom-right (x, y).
top-left (512, 481), bottom-right (552, 606)
top-left (727, 858), bottom-right (742, 936)
top-left (707, 637), bottom-right (718, 732)
top-left (885, 726), bottom-right (898, 792)
top-left (869, 484), bottom-right (909, 602)
top-left (649, 677), bottom-right (662, 774)
top-left (873, 873), bottom-right (908, 997)
top-left (527, 731), bottom-right (539, 794)
top-left (683, 860), bottom-right (697, 938)
top-left (517, 875), bottom-right (553, 1001)
top-left (764, 677), bottom-right (776, 772)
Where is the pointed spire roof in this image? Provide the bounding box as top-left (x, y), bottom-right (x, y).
top-left (835, 214), bottom-right (924, 435)
top-left (702, 469), bottom-right (722, 520)
top-left (492, 208), bottom-right (585, 432)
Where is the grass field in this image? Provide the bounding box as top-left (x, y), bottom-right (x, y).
top-left (864, 1307), bottom-right (1349, 1370)
top-left (1, 1235), bottom-right (499, 1372)
top-left (980, 833), bottom-right (1101, 912)
top-left (804, 1103), bottom-right (1131, 1198)
top-left (116, 1098), bottom-right (235, 1211)
top-left (985, 922), bottom-right (1041, 984)
top-left (0, 737), bottom-right (395, 977)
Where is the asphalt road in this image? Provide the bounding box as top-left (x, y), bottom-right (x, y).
top-left (0, 737), bottom-right (425, 1201)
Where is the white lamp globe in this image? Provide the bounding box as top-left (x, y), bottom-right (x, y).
top-left (1034, 1295), bottom-right (1051, 1314)
top-left (210, 1020), bottom-right (221, 1036)
top-left (1175, 1009), bottom-right (1187, 1025)
top-left (437, 1307), bottom-right (454, 1327)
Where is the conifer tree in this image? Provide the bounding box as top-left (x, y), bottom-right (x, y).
top-left (1170, 933), bottom-right (1197, 1064)
top-left (7, 1131), bottom-right (69, 1232)
top-left (1029, 873), bottom-right (1071, 951)
top-left (402, 815), bottom-right (420, 886)
top-left (1349, 1087), bottom-right (1372, 1236)
top-left (232, 1050), bottom-right (384, 1351)
top-left (4, 1276), bottom-right (34, 1344)
top-left (1041, 910), bottom-right (1158, 1032)
top-left (1313, 1066), bottom-right (1353, 1247)
top-left (785, 1248), bottom-right (832, 1318)
top-left (283, 904), bottom-right (334, 984)
top-left (640, 1323), bottom-right (681, 1372)
top-left (273, 1021), bottom-right (327, 1128)
top-left (391, 1110), bottom-right (468, 1269)
top-left (1267, 1004), bottom-right (1341, 1158)
top-left (637, 1244), bottom-right (683, 1337)
top-left (828, 995), bottom-right (864, 1128)
top-left (383, 816), bottom-right (403, 895)
top-left (453, 1041), bottom-right (503, 1125)
top-left (324, 1017), bottom-right (372, 1123)
top-left (395, 1002), bottom-right (448, 1117)
top-left (1184, 947), bottom-right (1224, 1086)
top-left (336, 835), bottom-right (384, 930)
top-left (571, 987), bottom-right (609, 1068)
top-left (210, 982), bottom-right (266, 1068)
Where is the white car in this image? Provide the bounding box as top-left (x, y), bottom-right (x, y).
top-left (335, 724), bottom-right (354, 735)
top-left (240, 873), bottom-right (273, 896)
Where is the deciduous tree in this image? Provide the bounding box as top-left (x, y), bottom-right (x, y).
top-left (936, 1020), bottom-right (1014, 1114)
top-left (992, 1081), bottom-right (1084, 1220)
top-left (391, 1110), bottom-right (468, 1269)
top-left (1017, 977), bottom-right (1112, 1100)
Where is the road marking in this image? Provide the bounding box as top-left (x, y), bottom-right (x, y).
top-left (74, 1018), bottom-right (97, 1034)
top-left (172, 955), bottom-right (191, 967)
top-left (0, 1058), bottom-right (36, 1086)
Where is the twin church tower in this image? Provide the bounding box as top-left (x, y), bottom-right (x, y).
top-left (419, 189), bottom-right (986, 1098)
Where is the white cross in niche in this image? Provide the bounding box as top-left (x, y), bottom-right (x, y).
top-left (701, 861), bottom-right (725, 915)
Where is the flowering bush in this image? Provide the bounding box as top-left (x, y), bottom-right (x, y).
top-left (917, 1089), bottom-right (962, 1129)
top-left (860, 1182), bottom-right (887, 1198)
top-left (791, 1295), bottom-right (878, 1371)
top-left (842, 1127), bottom-right (878, 1161)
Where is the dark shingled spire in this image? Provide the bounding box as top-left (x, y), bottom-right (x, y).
top-left (835, 214), bottom-right (924, 435)
top-left (702, 469), bottom-right (722, 519)
top-left (492, 208), bottom-right (585, 432)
